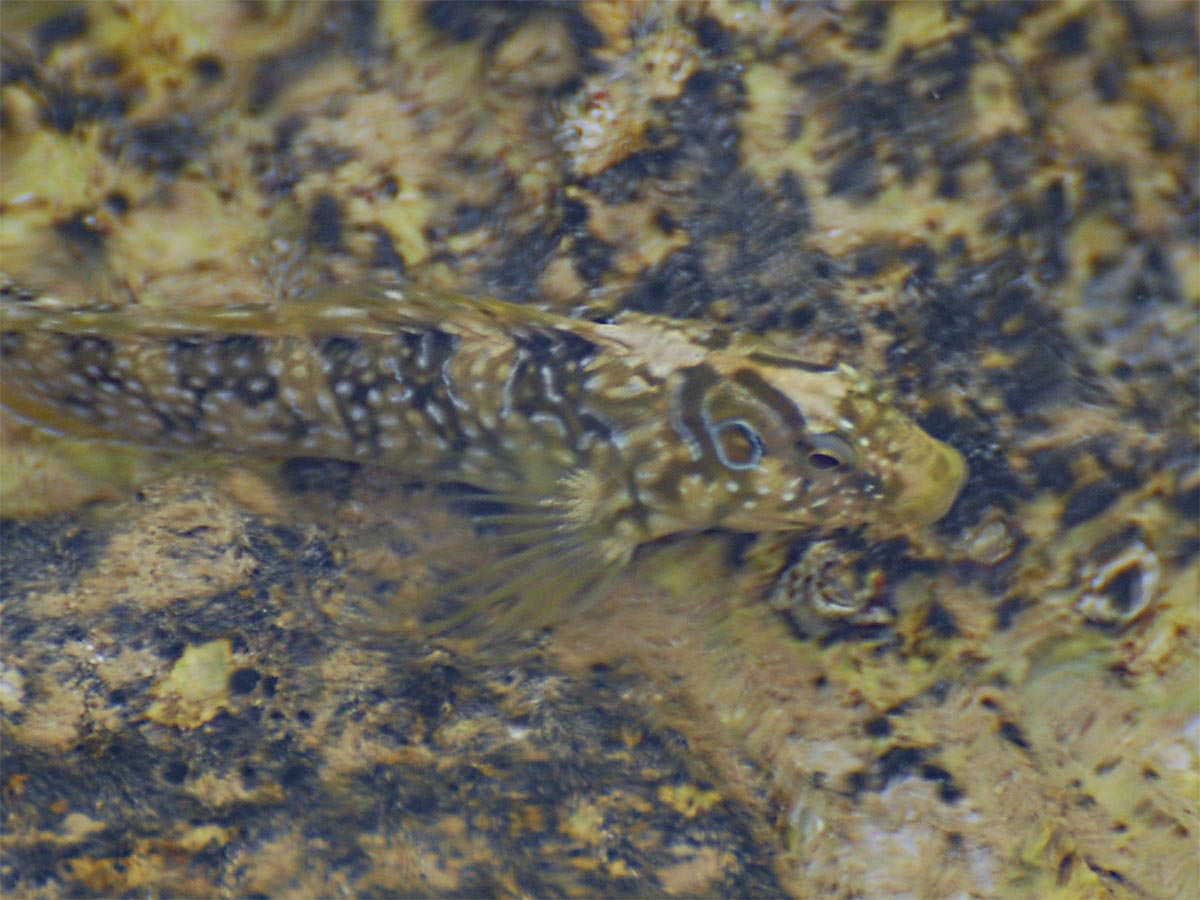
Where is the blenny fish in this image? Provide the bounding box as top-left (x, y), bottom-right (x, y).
top-left (0, 275), bottom-right (966, 631)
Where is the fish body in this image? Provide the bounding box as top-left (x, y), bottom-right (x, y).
top-left (1, 276), bottom-right (966, 627)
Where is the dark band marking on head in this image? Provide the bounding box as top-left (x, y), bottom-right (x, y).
top-left (671, 363), bottom-right (721, 461)
top-left (730, 366), bottom-right (807, 431)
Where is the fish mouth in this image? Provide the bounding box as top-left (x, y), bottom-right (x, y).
top-left (886, 435), bottom-right (968, 526)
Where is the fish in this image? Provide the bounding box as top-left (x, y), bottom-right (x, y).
top-left (0, 274), bottom-right (967, 632)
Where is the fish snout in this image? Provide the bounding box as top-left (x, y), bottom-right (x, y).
top-left (885, 432), bottom-right (968, 526)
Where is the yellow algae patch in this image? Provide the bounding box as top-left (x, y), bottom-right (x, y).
top-left (44, 477), bottom-right (260, 617)
top-left (659, 845), bottom-right (737, 896)
top-left (741, 63), bottom-right (802, 187)
top-left (105, 179), bottom-right (281, 310)
top-left (562, 798), bottom-right (607, 845)
top-left (578, 190), bottom-right (691, 275)
top-left (146, 639), bottom-right (233, 728)
top-left (657, 783), bottom-right (722, 819)
top-left (0, 417), bottom-right (145, 518)
top-left (0, 123), bottom-right (127, 222)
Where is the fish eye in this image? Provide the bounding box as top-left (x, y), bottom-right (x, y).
top-left (711, 418), bottom-right (765, 470)
top-left (798, 433), bottom-right (856, 472)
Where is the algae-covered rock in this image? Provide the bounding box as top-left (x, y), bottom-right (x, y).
top-left (1, 2), bottom-right (1195, 897)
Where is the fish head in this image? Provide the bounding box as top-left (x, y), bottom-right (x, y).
top-left (659, 349), bottom-right (967, 536)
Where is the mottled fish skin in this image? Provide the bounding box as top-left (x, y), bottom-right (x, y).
top-left (0, 275), bottom-right (966, 599)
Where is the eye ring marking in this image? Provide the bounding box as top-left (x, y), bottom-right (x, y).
top-left (798, 433), bottom-right (856, 472)
top-left (711, 418), bottom-right (765, 470)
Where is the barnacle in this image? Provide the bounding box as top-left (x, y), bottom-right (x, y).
top-left (961, 511), bottom-right (1019, 566)
top-left (768, 539), bottom-right (891, 637)
top-left (1076, 540), bottom-right (1160, 626)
